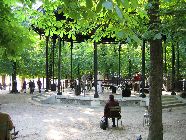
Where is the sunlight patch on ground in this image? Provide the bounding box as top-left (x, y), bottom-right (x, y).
top-left (46, 129), bottom-right (63, 140)
top-left (67, 116), bottom-right (75, 122)
top-left (58, 112), bottom-right (63, 115)
top-left (43, 118), bottom-right (61, 123)
top-left (77, 118), bottom-right (84, 121)
top-left (69, 127), bottom-right (81, 134)
top-left (81, 108), bottom-right (95, 115)
top-left (47, 127), bottom-right (82, 139)
top-left (23, 114), bottom-right (34, 119)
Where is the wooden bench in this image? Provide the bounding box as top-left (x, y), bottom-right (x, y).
top-left (108, 106), bottom-right (121, 127)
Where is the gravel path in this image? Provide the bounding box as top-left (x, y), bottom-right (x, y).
top-left (0, 93), bottom-right (186, 140)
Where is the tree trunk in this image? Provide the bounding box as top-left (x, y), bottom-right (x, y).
top-left (11, 61), bottom-right (18, 93)
top-left (2, 75), bottom-right (6, 88)
top-left (148, 40), bottom-right (163, 140)
top-left (148, 0), bottom-right (163, 139)
top-left (2, 75), bottom-right (5, 84)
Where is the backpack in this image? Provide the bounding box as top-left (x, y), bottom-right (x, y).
top-left (100, 117), bottom-right (107, 130)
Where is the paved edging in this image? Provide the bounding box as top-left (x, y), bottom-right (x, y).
top-left (55, 95), bottom-right (147, 107)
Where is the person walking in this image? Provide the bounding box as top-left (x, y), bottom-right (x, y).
top-left (37, 79), bottom-right (42, 93)
top-left (97, 71), bottom-right (103, 94)
top-left (22, 80), bottom-right (27, 93)
top-left (29, 80), bottom-right (33, 94)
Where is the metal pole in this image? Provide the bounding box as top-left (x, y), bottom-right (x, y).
top-left (128, 58), bottom-right (131, 78)
top-left (52, 37), bottom-right (56, 84)
top-left (94, 41), bottom-right (99, 98)
top-left (45, 36), bottom-right (49, 92)
top-left (118, 43), bottom-right (121, 86)
top-left (171, 42), bottom-right (176, 95)
top-left (71, 40), bottom-right (73, 80)
top-left (164, 39), bottom-right (167, 74)
top-left (57, 37), bottom-right (62, 95)
top-left (176, 42), bottom-right (180, 80)
top-left (140, 40), bottom-right (146, 98)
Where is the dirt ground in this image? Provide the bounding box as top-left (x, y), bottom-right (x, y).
top-left (0, 93), bottom-right (186, 140)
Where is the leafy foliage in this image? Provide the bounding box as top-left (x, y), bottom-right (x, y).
top-left (0, 0), bottom-right (185, 79)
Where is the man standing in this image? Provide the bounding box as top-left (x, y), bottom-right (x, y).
top-left (97, 71), bottom-right (103, 94)
top-left (37, 79), bottom-right (42, 93)
top-left (22, 80), bottom-right (27, 93)
top-left (29, 80), bottom-right (34, 94)
top-left (87, 72), bottom-right (93, 91)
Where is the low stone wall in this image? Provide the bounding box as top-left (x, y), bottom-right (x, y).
top-left (55, 95), bottom-right (144, 107)
top-left (58, 98), bottom-right (92, 106)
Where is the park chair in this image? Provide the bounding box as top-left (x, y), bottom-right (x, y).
top-left (143, 110), bottom-right (150, 126)
top-left (108, 106), bottom-right (121, 127)
top-left (0, 122), bottom-right (18, 140)
top-left (11, 127), bottom-right (19, 140)
top-left (0, 122), bottom-right (8, 140)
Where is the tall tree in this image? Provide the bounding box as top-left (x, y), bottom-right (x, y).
top-left (147, 0), bottom-right (163, 139)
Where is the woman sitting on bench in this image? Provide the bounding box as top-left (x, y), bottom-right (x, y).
top-left (104, 95), bottom-right (120, 127)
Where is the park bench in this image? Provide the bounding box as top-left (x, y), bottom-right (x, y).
top-left (108, 106), bottom-right (121, 127)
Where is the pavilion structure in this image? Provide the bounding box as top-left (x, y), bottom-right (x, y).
top-left (32, 8), bottom-right (146, 98)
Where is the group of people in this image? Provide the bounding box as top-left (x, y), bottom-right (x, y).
top-left (70, 72), bottom-right (93, 93)
top-left (79, 71), bottom-right (103, 94)
top-left (22, 79), bottom-right (42, 94)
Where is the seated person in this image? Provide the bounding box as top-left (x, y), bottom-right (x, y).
top-left (0, 112), bottom-right (14, 140)
top-left (104, 94), bottom-right (120, 127)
